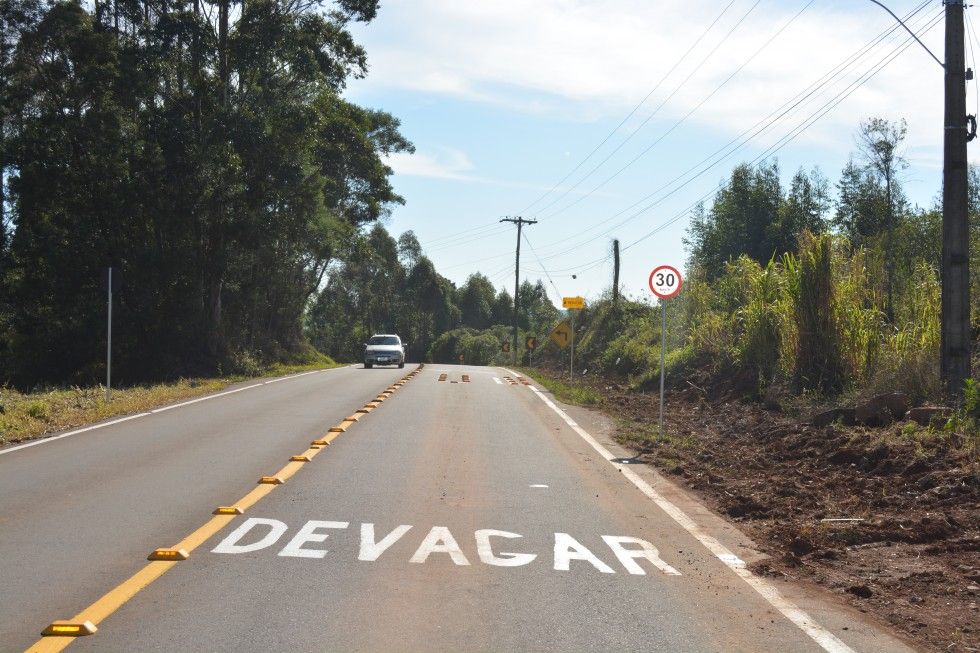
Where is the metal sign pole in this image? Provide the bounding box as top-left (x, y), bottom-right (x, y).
top-left (106, 266), bottom-right (113, 403)
top-left (659, 298), bottom-right (666, 441)
top-left (569, 312), bottom-right (575, 378)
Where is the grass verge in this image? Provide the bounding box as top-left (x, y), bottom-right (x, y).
top-left (0, 358), bottom-right (343, 447)
top-left (516, 367), bottom-right (603, 407)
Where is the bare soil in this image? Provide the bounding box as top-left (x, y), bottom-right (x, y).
top-left (532, 368), bottom-right (980, 653)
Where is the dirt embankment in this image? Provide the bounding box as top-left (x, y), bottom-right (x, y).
top-left (532, 368), bottom-right (979, 653)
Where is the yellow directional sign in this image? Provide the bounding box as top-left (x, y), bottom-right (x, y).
top-left (502, 342), bottom-right (511, 353)
top-left (563, 296), bottom-right (585, 309)
top-left (525, 337), bottom-right (537, 350)
top-left (550, 321), bottom-right (574, 349)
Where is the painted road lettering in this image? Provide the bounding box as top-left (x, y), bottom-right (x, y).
top-left (211, 518), bottom-right (679, 576)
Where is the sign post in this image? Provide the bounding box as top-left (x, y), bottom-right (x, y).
top-left (525, 336), bottom-right (537, 367)
top-left (562, 297), bottom-right (586, 377)
top-left (648, 266), bottom-right (683, 441)
top-left (101, 267), bottom-right (121, 402)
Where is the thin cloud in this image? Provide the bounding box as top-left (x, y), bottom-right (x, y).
top-left (351, 0), bottom-right (950, 157)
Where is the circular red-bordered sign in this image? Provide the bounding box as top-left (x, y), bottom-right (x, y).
top-left (648, 265), bottom-right (683, 299)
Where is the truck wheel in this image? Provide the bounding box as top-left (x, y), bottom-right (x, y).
top-left (398, 362), bottom-right (405, 369)
top-left (365, 363), bottom-right (373, 369)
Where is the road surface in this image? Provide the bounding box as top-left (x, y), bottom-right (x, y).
top-left (0, 364), bottom-right (915, 652)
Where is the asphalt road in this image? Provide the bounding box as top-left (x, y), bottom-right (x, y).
top-left (0, 364), bottom-right (915, 653)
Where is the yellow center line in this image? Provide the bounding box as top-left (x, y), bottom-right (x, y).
top-left (76, 561), bottom-right (177, 624)
top-left (271, 460), bottom-right (304, 482)
top-left (173, 515), bottom-right (237, 552)
top-left (234, 483), bottom-right (278, 511)
top-left (24, 365), bottom-right (423, 652)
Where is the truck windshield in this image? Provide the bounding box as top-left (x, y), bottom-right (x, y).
top-left (368, 336), bottom-right (400, 345)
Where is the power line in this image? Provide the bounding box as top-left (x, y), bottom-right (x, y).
top-left (538, 8), bottom-right (946, 277)
top-left (523, 2), bottom-right (937, 265)
top-left (533, 0), bottom-right (817, 223)
top-left (614, 11), bottom-right (946, 256)
top-left (416, 0), bottom-right (743, 254)
top-left (529, 0), bottom-right (768, 220)
top-left (522, 232), bottom-right (563, 301)
top-left (966, 6), bottom-right (980, 116)
top-left (516, 0), bottom-right (742, 216)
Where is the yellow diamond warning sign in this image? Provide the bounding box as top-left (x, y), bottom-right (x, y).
top-left (550, 321), bottom-right (574, 349)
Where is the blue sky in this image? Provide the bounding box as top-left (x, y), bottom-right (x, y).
top-left (344, 0), bottom-right (974, 306)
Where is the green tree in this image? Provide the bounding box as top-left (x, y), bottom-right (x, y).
top-left (685, 161), bottom-right (787, 277)
top-left (1, 0), bottom-right (411, 386)
top-left (457, 273), bottom-right (497, 329)
top-left (855, 117), bottom-right (908, 320)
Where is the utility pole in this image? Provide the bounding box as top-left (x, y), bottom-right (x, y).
top-left (612, 239), bottom-right (621, 307)
top-left (500, 217), bottom-right (537, 365)
top-left (942, 0), bottom-right (971, 398)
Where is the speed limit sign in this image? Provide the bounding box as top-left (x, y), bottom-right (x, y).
top-left (648, 265), bottom-right (683, 299)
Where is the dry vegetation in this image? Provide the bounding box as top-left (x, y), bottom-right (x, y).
top-left (0, 359), bottom-right (340, 446)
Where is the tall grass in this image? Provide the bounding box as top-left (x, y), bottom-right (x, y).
top-left (539, 232), bottom-right (943, 403)
top-left (791, 233), bottom-right (846, 393)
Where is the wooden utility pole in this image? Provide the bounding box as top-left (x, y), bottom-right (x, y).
top-left (500, 217), bottom-right (537, 365)
top-left (612, 239), bottom-right (621, 307)
top-left (942, 0), bottom-right (971, 398)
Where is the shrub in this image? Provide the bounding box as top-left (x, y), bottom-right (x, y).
top-left (24, 400), bottom-right (49, 420)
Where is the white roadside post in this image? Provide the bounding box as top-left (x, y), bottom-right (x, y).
top-left (105, 267), bottom-right (114, 403)
top-left (648, 266), bottom-right (683, 441)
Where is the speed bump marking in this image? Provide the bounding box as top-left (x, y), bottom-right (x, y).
top-left (41, 621), bottom-right (97, 637)
top-left (147, 548), bottom-right (189, 561)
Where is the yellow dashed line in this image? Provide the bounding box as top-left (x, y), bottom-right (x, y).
top-left (26, 364), bottom-right (424, 652)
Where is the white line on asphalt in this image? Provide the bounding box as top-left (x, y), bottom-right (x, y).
top-left (0, 369), bottom-right (331, 457)
top-left (529, 484), bottom-right (549, 488)
top-left (503, 368), bottom-right (856, 653)
top-left (0, 412), bottom-right (152, 456)
top-left (492, 377), bottom-right (503, 385)
top-left (149, 384), bottom-right (264, 413)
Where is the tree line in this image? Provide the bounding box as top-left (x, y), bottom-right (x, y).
top-left (305, 223), bottom-right (560, 365)
top-left (0, 0), bottom-right (411, 386)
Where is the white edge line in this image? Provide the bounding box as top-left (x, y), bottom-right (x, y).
top-left (0, 413), bottom-right (151, 456)
top-left (512, 369), bottom-right (855, 653)
top-left (0, 369), bottom-right (332, 457)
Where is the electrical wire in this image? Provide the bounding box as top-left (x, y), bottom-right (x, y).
top-left (534, 7), bottom-right (946, 278)
top-left (523, 1), bottom-right (936, 264)
top-left (967, 6), bottom-right (980, 118)
top-left (533, 0), bottom-right (817, 223)
top-left (612, 11), bottom-right (947, 258)
top-left (528, 0), bottom-right (768, 220)
top-left (522, 232), bottom-right (564, 301)
top-left (416, 0), bottom-right (743, 253)
top-left (516, 0), bottom-right (743, 216)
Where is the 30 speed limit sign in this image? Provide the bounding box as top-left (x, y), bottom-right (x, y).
top-left (648, 265), bottom-right (683, 299)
